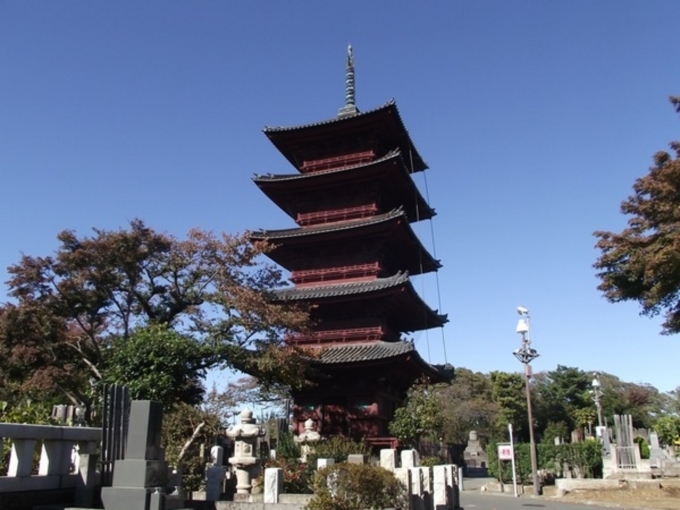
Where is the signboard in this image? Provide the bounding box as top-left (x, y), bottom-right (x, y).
top-left (497, 442), bottom-right (513, 461)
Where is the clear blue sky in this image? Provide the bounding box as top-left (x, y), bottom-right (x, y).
top-left (1, 1), bottom-right (679, 393)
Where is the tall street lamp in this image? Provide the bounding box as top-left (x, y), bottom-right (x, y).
top-left (591, 373), bottom-right (604, 434)
top-left (513, 306), bottom-right (542, 496)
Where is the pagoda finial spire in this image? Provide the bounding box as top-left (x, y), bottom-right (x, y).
top-left (338, 44), bottom-right (359, 117)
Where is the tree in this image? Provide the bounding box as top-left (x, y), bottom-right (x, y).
top-left (533, 366), bottom-right (592, 433)
top-left (488, 371), bottom-right (527, 439)
top-left (102, 325), bottom-right (215, 407)
top-left (592, 373), bottom-right (666, 429)
top-left (0, 220), bottom-right (310, 421)
top-left (666, 386), bottom-right (680, 415)
top-left (388, 380), bottom-right (444, 449)
top-left (594, 96), bottom-right (680, 334)
top-left (653, 415), bottom-right (680, 447)
top-left (436, 368), bottom-right (498, 444)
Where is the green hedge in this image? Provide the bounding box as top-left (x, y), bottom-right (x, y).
top-left (486, 440), bottom-right (602, 484)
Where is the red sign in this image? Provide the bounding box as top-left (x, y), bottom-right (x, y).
top-left (497, 443), bottom-right (513, 461)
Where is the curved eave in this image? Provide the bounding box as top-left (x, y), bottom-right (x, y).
top-left (274, 272), bottom-right (448, 330)
top-left (276, 271), bottom-right (411, 299)
top-left (253, 150), bottom-right (435, 223)
top-left (250, 210), bottom-right (441, 274)
top-left (263, 100), bottom-right (427, 173)
top-left (307, 340), bottom-right (453, 383)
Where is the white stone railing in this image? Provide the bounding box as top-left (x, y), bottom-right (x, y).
top-left (0, 422), bottom-right (100, 503)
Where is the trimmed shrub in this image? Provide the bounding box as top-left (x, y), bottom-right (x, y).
top-left (420, 455), bottom-right (445, 467)
top-left (634, 436), bottom-right (650, 459)
top-left (306, 463), bottom-right (407, 510)
top-left (264, 457), bottom-right (314, 494)
top-left (308, 436), bottom-right (371, 464)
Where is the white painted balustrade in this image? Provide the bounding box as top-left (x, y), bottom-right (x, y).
top-left (0, 422), bottom-right (101, 502)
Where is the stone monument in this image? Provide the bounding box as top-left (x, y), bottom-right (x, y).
top-left (463, 430), bottom-right (487, 472)
top-left (101, 400), bottom-right (169, 510)
top-left (226, 408), bottom-right (266, 498)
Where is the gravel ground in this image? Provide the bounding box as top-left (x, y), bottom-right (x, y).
top-left (560, 479), bottom-right (680, 510)
top-left (544, 480), bottom-right (680, 510)
top-left (465, 477), bottom-right (680, 510)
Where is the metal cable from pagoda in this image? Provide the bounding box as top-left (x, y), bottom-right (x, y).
top-left (409, 147), bottom-right (432, 362)
top-left (411, 147), bottom-right (448, 365)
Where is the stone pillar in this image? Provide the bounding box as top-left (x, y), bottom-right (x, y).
top-left (419, 466), bottom-right (433, 510)
top-left (409, 467), bottom-right (425, 510)
top-left (317, 458), bottom-right (335, 469)
top-left (8, 439), bottom-right (36, 476)
top-left (210, 445), bottom-right (224, 466)
top-left (206, 447), bottom-right (227, 502)
top-left (433, 465), bottom-right (447, 510)
top-left (347, 454), bottom-right (367, 464)
top-left (74, 440), bottom-right (99, 507)
top-left (446, 464), bottom-right (459, 509)
top-left (394, 468), bottom-right (413, 510)
top-left (402, 449), bottom-right (420, 469)
top-left (380, 448), bottom-right (397, 471)
top-left (39, 439), bottom-right (73, 475)
top-left (264, 467), bottom-right (283, 503)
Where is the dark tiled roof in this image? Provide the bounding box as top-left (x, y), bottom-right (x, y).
top-left (263, 101), bottom-right (427, 173)
top-left (253, 150), bottom-right (402, 182)
top-left (310, 340), bottom-right (454, 381)
top-left (251, 209), bottom-right (405, 240)
top-left (251, 208), bottom-right (441, 274)
top-left (275, 272), bottom-right (410, 300)
top-left (317, 340), bottom-right (416, 363)
top-left (252, 149), bottom-right (436, 224)
top-left (263, 100), bottom-right (397, 133)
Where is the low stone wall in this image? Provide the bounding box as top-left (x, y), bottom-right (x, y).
top-left (555, 479), bottom-right (625, 492)
top-left (0, 422), bottom-right (101, 509)
top-left (182, 501), bottom-right (310, 510)
top-left (554, 477), bottom-right (674, 496)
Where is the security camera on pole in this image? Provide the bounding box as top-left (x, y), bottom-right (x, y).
top-left (513, 306), bottom-right (542, 496)
top-left (591, 373), bottom-right (606, 439)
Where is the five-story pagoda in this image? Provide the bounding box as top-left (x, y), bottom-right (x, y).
top-left (251, 47), bottom-right (451, 446)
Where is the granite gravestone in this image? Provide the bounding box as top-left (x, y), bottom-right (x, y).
top-left (101, 401), bottom-right (170, 510)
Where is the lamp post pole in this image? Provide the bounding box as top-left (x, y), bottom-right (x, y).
top-left (513, 307), bottom-right (542, 496)
top-left (591, 373), bottom-right (604, 435)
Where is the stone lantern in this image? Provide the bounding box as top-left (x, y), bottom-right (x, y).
top-left (294, 418), bottom-right (321, 461)
top-left (226, 408), bottom-right (265, 496)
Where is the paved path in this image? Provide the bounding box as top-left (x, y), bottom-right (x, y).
top-left (461, 491), bottom-right (627, 510)
top-left (459, 478), bottom-right (659, 510)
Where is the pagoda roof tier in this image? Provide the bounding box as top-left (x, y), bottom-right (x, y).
top-left (250, 209), bottom-right (441, 275)
top-left (263, 100), bottom-right (427, 173)
top-left (274, 272), bottom-right (448, 332)
top-left (253, 150), bottom-right (435, 224)
top-left (308, 340), bottom-right (453, 383)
